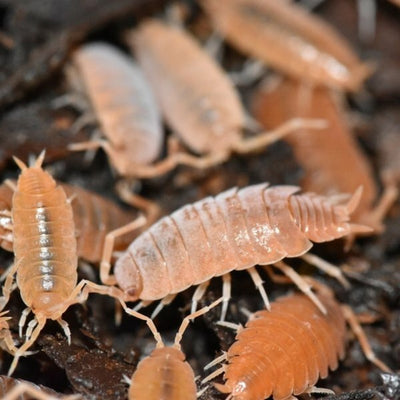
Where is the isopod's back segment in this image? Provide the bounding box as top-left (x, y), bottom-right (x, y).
top-left (252, 77), bottom-right (398, 233)
top-left (200, 0), bottom-right (373, 91)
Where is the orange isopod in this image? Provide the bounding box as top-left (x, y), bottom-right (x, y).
top-left (0, 180), bottom-right (137, 263)
top-left (0, 152), bottom-right (100, 375)
top-left (251, 77), bottom-right (398, 233)
top-left (66, 42), bottom-right (163, 177)
top-left (101, 183), bottom-right (368, 320)
top-left (124, 19), bottom-right (325, 178)
top-left (118, 297), bottom-right (222, 400)
top-left (206, 287), bottom-right (392, 400)
top-left (200, 0), bottom-right (373, 92)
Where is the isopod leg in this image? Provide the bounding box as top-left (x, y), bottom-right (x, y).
top-left (100, 215), bottom-right (147, 285)
top-left (133, 150), bottom-right (230, 178)
top-left (4, 179), bottom-right (17, 192)
top-left (56, 318), bottom-right (71, 345)
top-left (174, 297), bottom-right (223, 348)
top-left (221, 274), bottom-right (232, 322)
top-left (191, 280), bottom-right (210, 314)
top-left (272, 261), bottom-right (327, 314)
top-left (233, 117), bottom-right (328, 154)
top-left (0, 260), bottom-right (21, 311)
top-left (115, 179), bottom-right (160, 225)
top-left (341, 305), bottom-right (393, 373)
top-left (151, 293), bottom-right (177, 319)
top-left (247, 266), bottom-right (271, 311)
top-left (366, 171), bottom-right (399, 231)
top-left (301, 253), bottom-right (350, 288)
top-left (8, 316), bottom-right (46, 376)
top-left (304, 386), bottom-right (335, 396)
top-left (51, 92), bottom-right (89, 113)
top-left (202, 365), bottom-right (226, 385)
top-left (1, 382), bottom-right (76, 400)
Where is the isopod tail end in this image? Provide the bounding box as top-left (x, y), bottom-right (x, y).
top-left (12, 156), bottom-right (27, 171)
top-left (346, 186), bottom-right (363, 215)
top-left (34, 150), bottom-right (46, 168)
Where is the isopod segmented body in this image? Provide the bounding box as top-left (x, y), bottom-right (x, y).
top-left (214, 290), bottom-right (346, 400)
top-left (0, 180), bottom-right (137, 263)
top-left (102, 183), bottom-right (367, 315)
top-left (0, 152), bottom-right (98, 375)
top-left (69, 42), bottom-right (163, 176)
top-left (200, 0), bottom-right (373, 92)
top-left (12, 156), bottom-right (77, 312)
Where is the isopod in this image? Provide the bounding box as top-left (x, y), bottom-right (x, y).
top-left (123, 19), bottom-right (326, 178)
top-left (252, 77), bottom-right (398, 234)
top-left (0, 152), bottom-right (102, 375)
top-left (0, 179), bottom-right (137, 263)
top-left (200, 0), bottom-right (373, 92)
top-left (100, 183), bottom-right (369, 320)
top-left (204, 285), bottom-right (392, 400)
top-left (65, 42), bottom-right (163, 177)
top-left (58, 42), bottom-right (162, 217)
top-left (115, 296), bottom-right (222, 400)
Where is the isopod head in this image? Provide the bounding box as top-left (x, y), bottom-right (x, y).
top-left (114, 252), bottom-right (143, 300)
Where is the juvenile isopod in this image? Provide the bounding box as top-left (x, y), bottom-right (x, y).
top-left (252, 77), bottom-right (398, 234)
top-left (200, 0), bottom-right (373, 92)
top-left (0, 180), bottom-right (138, 263)
top-left (204, 285), bottom-right (392, 400)
top-left (0, 152), bottom-right (104, 375)
top-left (123, 19), bottom-right (326, 178)
top-left (100, 183), bottom-right (369, 320)
top-left (111, 296), bottom-right (222, 400)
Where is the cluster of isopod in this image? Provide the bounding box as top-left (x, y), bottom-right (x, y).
top-left (0, 0), bottom-right (398, 399)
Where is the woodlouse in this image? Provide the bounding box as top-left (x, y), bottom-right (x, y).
top-left (0, 152), bottom-right (100, 375)
top-left (59, 42), bottom-right (162, 218)
top-left (100, 183), bottom-right (369, 320)
top-left (66, 42), bottom-right (163, 178)
top-left (0, 179), bottom-right (137, 264)
top-left (200, 0), bottom-right (373, 92)
top-left (252, 77), bottom-right (398, 234)
top-left (204, 285), bottom-right (392, 400)
top-left (124, 19), bottom-right (326, 178)
top-left (115, 296), bottom-right (222, 400)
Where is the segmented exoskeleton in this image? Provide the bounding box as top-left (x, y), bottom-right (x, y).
top-left (101, 183), bottom-right (368, 319)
